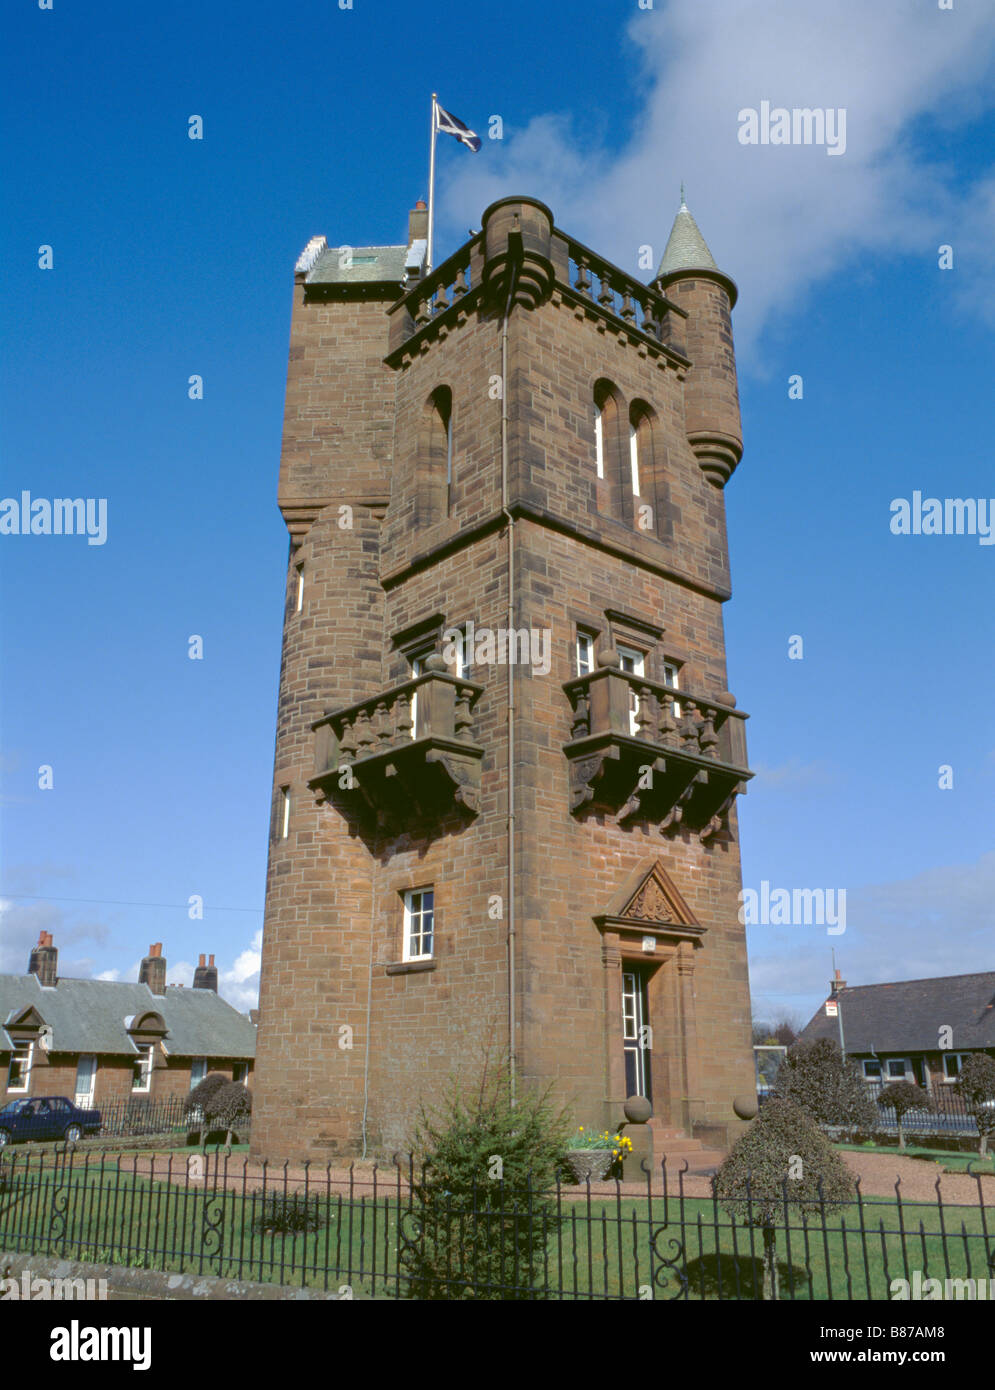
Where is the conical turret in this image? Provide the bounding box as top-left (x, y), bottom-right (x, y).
top-left (653, 193), bottom-right (742, 487)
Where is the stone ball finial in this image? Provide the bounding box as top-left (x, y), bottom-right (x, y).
top-left (719, 692), bottom-right (736, 708)
top-left (733, 1094), bottom-right (758, 1121)
top-left (423, 653), bottom-right (448, 673)
top-left (623, 1095), bottom-right (652, 1124)
top-left (596, 647), bottom-right (621, 669)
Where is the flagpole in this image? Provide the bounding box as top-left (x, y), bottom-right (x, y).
top-left (427, 92), bottom-right (438, 273)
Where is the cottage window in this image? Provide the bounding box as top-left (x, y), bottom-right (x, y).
top-left (7, 1040), bottom-right (33, 1093)
top-left (190, 1058), bottom-right (208, 1090)
top-left (403, 888), bottom-right (435, 962)
top-left (942, 1052), bottom-right (970, 1081)
top-left (132, 1044), bottom-right (154, 1093)
top-left (862, 1058), bottom-right (882, 1081)
top-left (885, 1058), bottom-right (909, 1081)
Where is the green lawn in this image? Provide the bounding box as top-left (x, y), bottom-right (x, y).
top-left (1, 1163), bottom-right (991, 1300)
top-left (835, 1141), bottom-right (995, 1175)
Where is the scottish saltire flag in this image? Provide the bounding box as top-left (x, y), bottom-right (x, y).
top-left (435, 102), bottom-right (481, 153)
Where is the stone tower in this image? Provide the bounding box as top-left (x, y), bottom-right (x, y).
top-left (251, 194), bottom-right (756, 1163)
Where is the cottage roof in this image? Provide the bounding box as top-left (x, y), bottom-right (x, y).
top-left (0, 973), bottom-right (256, 1059)
top-left (798, 972), bottom-right (995, 1054)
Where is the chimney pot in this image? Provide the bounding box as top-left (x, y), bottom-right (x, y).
top-left (198, 954), bottom-right (206, 967)
top-left (139, 943), bottom-right (167, 995)
top-left (208, 954), bottom-right (215, 967)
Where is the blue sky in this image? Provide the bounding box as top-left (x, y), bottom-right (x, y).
top-left (2, 0), bottom-right (993, 1024)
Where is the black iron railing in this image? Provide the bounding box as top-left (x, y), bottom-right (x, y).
top-left (1, 1150), bottom-right (992, 1300)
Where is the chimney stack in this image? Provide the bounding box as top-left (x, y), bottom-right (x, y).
top-left (193, 952), bottom-right (218, 993)
top-left (28, 931), bottom-right (58, 987)
top-left (139, 942), bottom-right (167, 996)
top-left (408, 197), bottom-right (428, 247)
top-left (830, 968), bottom-right (846, 996)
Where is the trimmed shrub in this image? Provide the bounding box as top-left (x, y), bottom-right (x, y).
top-left (772, 1038), bottom-right (877, 1134)
top-left (877, 1081), bottom-right (932, 1150)
top-left (715, 1098), bottom-right (856, 1300)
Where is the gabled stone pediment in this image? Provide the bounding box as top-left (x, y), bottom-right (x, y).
top-left (594, 860), bottom-right (705, 943)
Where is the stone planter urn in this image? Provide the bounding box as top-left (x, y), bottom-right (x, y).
top-left (564, 1150), bottom-right (613, 1184)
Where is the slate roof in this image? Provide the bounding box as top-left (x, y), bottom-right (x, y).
top-left (656, 200), bottom-right (720, 280)
top-left (798, 972), bottom-right (995, 1054)
top-left (0, 974), bottom-right (256, 1059)
top-left (305, 244), bottom-right (408, 286)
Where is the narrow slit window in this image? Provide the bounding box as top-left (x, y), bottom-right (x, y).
top-left (280, 786), bottom-right (291, 839)
top-left (629, 419), bottom-right (640, 497)
top-left (295, 565), bottom-right (304, 613)
top-left (594, 407), bottom-right (604, 478)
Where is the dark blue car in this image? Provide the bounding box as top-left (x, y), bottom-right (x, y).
top-left (0, 1095), bottom-right (102, 1146)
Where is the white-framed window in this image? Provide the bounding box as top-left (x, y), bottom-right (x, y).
top-left (942, 1052), bottom-right (970, 1081)
top-left (132, 1044), bottom-right (154, 1093)
top-left (629, 419), bottom-right (640, 498)
top-left (74, 1054), bottom-right (97, 1107)
top-left (233, 1063), bottom-right (249, 1085)
top-left (280, 786), bottom-right (291, 839)
top-left (295, 564), bottom-right (304, 613)
top-left (617, 645), bottom-right (645, 736)
top-left (663, 659), bottom-right (681, 719)
top-left (576, 631), bottom-right (595, 677)
top-left (862, 1058), bottom-right (883, 1081)
top-left (594, 407), bottom-right (604, 479)
top-left (885, 1058), bottom-right (909, 1081)
top-left (7, 1040), bottom-right (33, 1093)
top-left (403, 888), bottom-right (435, 962)
top-left (190, 1058), bottom-right (208, 1091)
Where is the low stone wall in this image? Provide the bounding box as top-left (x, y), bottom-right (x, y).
top-left (0, 1249), bottom-right (344, 1301)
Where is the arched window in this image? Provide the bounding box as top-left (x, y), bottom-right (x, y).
top-left (417, 386), bottom-right (453, 524)
top-left (628, 400), bottom-right (668, 536)
top-left (593, 379), bottom-right (625, 517)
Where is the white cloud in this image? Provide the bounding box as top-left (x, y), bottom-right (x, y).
top-left (749, 849), bottom-right (995, 1021)
top-left (218, 929), bottom-right (262, 1012)
top-left (439, 1), bottom-right (995, 357)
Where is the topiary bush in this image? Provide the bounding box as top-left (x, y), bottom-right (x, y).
top-left (877, 1080), bottom-right (932, 1150)
top-left (954, 1054), bottom-right (995, 1157)
top-left (715, 1098), bottom-right (857, 1300)
top-left (185, 1072), bottom-right (230, 1120)
top-left (402, 1056), bottom-right (571, 1300)
top-left (772, 1038), bottom-right (877, 1135)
